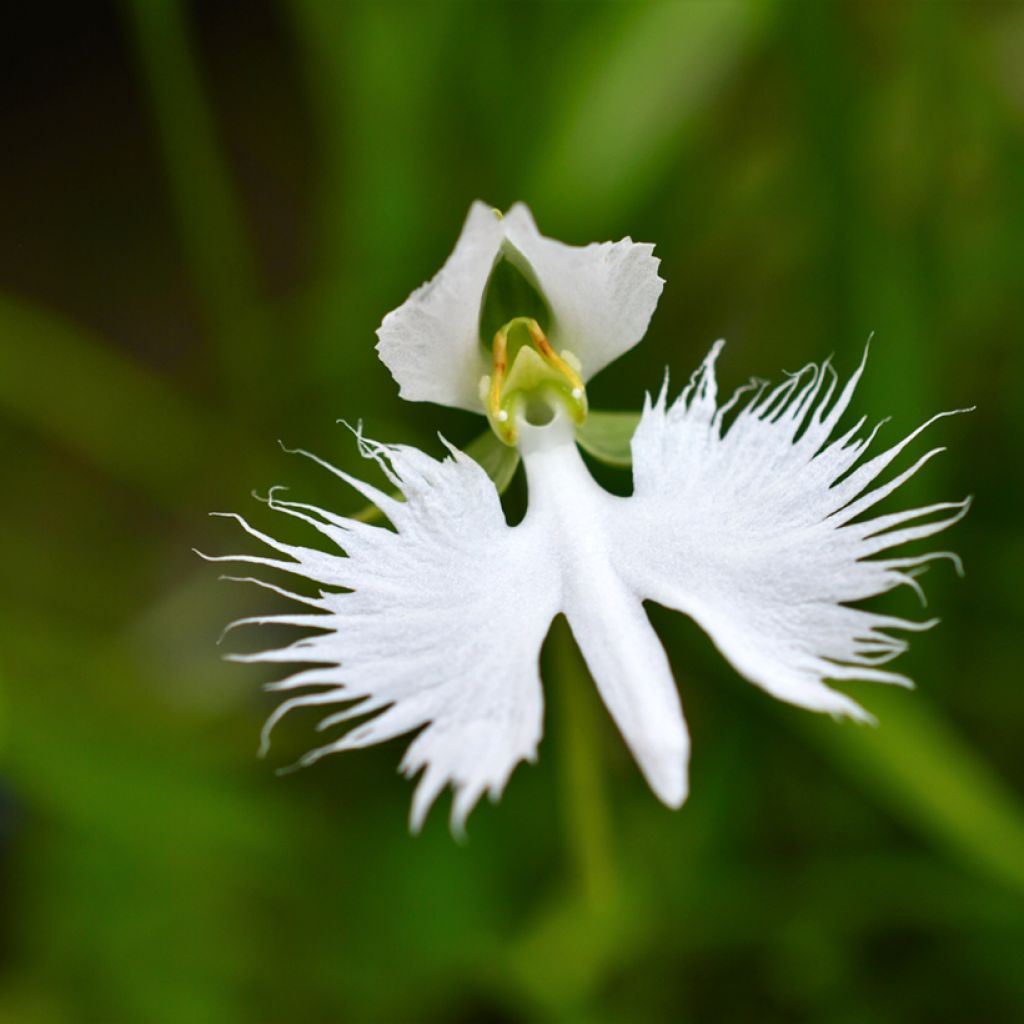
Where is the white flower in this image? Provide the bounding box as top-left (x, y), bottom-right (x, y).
top-left (207, 203), bottom-right (968, 834)
top-left (376, 200), bottom-right (663, 417)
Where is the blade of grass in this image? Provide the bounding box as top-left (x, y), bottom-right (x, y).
top-left (797, 690), bottom-right (1024, 896)
top-left (531, 0), bottom-right (770, 228)
top-left (120, 0), bottom-right (267, 407)
top-left (0, 295), bottom-right (212, 500)
top-left (285, 0), bottom-right (453, 390)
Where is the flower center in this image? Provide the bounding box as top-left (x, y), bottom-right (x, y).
top-left (479, 317), bottom-right (587, 446)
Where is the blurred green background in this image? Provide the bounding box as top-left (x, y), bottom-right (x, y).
top-left (1, 1), bottom-right (1022, 1022)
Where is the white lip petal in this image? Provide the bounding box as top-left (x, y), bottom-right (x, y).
top-left (503, 203), bottom-right (664, 382)
top-left (620, 343), bottom-right (969, 720)
top-left (214, 434), bottom-right (560, 834)
top-left (563, 578), bottom-right (690, 808)
top-left (518, 410), bottom-right (690, 808)
top-left (214, 338), bottom-right (966, 831)
top-left (375, 201), bottom-right (663, 411)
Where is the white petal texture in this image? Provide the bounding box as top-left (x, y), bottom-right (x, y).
top-left (501, 204), bottom-right (664, 383)
top-left (375, 200), bottom-right (663, 411)
top-left (516, 413), bottom-right (690, 808)
top-left (622, 342), bottom-right (970, 721)
top-left (209, 436), bottom-right (560, 834)
top-left (211, 346), bottom-right (966, 830)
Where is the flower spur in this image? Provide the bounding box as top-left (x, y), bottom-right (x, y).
top-left (205, 203), bottom-right (969, 833)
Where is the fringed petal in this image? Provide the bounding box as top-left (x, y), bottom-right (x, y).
top-left (211, 341), bottom-right (967, 829)
top-left (621, 343), bottom-right (969, 719)
top-left (214, 434), bottom-right (560, 833)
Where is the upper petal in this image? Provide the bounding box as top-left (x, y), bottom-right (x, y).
top-left (376, 200), bottom-right (505, 412)
top-left (376, 202), bottom-right (664, 412)
top-left (503, 203), bottom-right (664, 382)
top-left (211, 431), bottom-right (560, 833)
top-left (618, 342), bottom-right (969, 719)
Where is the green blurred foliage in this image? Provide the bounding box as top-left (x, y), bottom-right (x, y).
top-left (0, 1), bottom-right (1022, 1022)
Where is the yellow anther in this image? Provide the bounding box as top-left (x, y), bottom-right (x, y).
top-left (481, 317), bottom-right (588, 446)
top-left (524, 319), bottom-right (586, 399)
top-left (488, 324), bottom-right (510, 428)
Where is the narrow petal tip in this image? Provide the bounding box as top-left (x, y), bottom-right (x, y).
top-left (646, 754), bottom-right (689, 809)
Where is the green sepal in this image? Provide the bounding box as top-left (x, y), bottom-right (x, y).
top-left (462, 427), bottom-right (521, 493)
top-left (351, 427), bottom-right (520, 524)
top-left (575, 410), bottom-right (641, 467)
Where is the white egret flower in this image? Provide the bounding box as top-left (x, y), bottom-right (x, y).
top-left (208, 202), bottom-right (968, 833)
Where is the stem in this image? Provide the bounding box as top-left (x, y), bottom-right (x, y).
top-left (553, 618), bottom-right (616, 913)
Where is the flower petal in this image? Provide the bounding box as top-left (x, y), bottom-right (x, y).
top-left (376, 200), bottom-right (505, 411)
top-left (518, 412), bottom-right (690, 807)
top-left (214, 432), bottom-right (560, 833)
top-left (619, 342), bottom-right (969, 719)
top-left (563, 574), bottom-right (690, 808)
top-left (502, 203), bottom-right (664, 381)
top-left (376, 201), bottom-right (664, 411)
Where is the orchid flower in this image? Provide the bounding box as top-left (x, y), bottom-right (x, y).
top-left (207, 202), bottom-right (968, 833)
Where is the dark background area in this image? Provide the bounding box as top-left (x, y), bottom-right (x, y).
top-left (0, 2), bottom-right (1022, 1022)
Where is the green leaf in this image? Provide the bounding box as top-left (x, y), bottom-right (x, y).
top-left (576, 411), bottom-right (641, 467)
top-left (798, 689), bottom-right (1024, 896)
